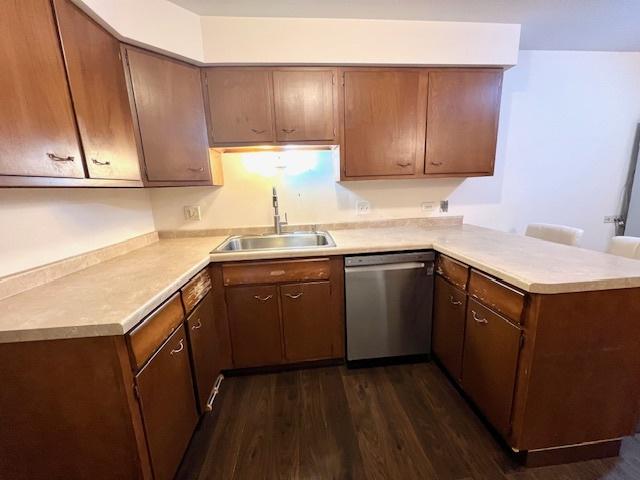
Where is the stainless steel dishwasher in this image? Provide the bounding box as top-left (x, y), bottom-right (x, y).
top-left (345, 251), bottom-right (435, 362)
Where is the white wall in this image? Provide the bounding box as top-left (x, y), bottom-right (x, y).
top-left (0, 189), bottom-right (155, 278)
top-left (199, 17), bottom-right (520, 66)
top-left (150, 50), bottom-right (640, 251)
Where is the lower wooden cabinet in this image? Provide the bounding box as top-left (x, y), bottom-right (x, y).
top-left (281, 281), bottom-right (335, 362)
top-left (222, 257), bottom-right (344, 369)
top-left (432, 275), bottom-right (467, 381)
top-left (226, 284), bottom-right (282, 368)
top-left (186, 291), bottom-right (223, 412)
top-left (136, 324), bottom-right (199, 480)
top-left (461, 298), bottom-right (522, 436)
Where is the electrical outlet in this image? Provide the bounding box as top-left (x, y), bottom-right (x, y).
top-left (421, 201), bottom-right (436, 213)
top-left (184, 205), bottom-right (201, 221)
top-left (604, 215), bottom-right (623, 224)
top-left (440, 200), bottom-right (449, 213)
top-left (356, 200), bottom-right (370, 215)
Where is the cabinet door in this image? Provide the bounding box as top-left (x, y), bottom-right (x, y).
top-left (53, 0), bottom-right (140, 181)
top-left (425, 70), bottom-right (502, 176)
top-left (281, 281), bottom-right (337, 362)
top-left (342, 69), bottom-right (428, 177)
top-left (126, 48), bottom-right (210, 182)
top-left (136, 325), bottom-right (198, 480)
top-left (226, 285), bottom-right (282, 368)
top-left (273, 70), bottom-right (336, 142)
top-left (0, 0), bottom-right (83, 178)
top-left (462, 298), bottom-right (521, 436)
top-left (432, 276), bottom-right (467, 381)
top-left (186, 291), bottom-right (222, 413)
top-left (205, 69), bottom-right (275, 144)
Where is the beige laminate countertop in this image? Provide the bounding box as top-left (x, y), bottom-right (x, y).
top-left (2, 224), bottom-right (640, 344)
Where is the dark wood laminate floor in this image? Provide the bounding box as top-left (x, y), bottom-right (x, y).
top-left (176, 362), bottom-right (640, 480)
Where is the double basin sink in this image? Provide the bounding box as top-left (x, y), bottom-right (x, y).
top-left (212, 231), bottom-right (336, 253)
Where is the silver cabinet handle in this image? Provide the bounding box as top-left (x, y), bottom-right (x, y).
top-left (471, 310), bottom-right (488, 324)
top-left (285, 292), bottom-right (303, 299)
top-left (281, 128), bottom-right (296, 134)
top-left (92, 158), bottom-right (111, 166)
top-left (47, 153), bottom-right (74, 162)
top-left (205, 374), bottom-right (224, 412)
top-left (430, 161), bottom-right (443, 166)
top-left (251, 128), bottom-right (266, 134)
top-left (449, 296), bottom-right (462, 306)
top-left (188, 167), bottom-right (204, 172)
top-left (170, 338), bottom-right (185, 355)
top-left (436, 267), bottom-right (444, 275)
top-left (191, 318), bottom-right (202, 330)
top-left (254, 295), bottom-right (273, 301)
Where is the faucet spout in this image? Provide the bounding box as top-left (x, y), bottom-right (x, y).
top-left (272, 186), bottom-right (288, 234)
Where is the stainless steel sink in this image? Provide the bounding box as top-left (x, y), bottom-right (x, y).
top-left (212, 231), bottom-right (336, 253)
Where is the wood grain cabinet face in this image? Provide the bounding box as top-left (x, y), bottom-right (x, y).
top-left (0, 0), bottom-right (84, 178)
top-left (186, 291), bottom-right (222, 413)
top-left (432, 276), bottom-right (467, 381)
top-left (125, 47), bottom-right (210, 183)
top-left (226, 285), bottom-right (282, 368)
top-left (342, 69), bottom-right (428, 178)
top-left (425, 70), bottom-right (502, 176)
top-left (281, 281), bottom-right (335, 362)
top-left (462, 298), bottom-right (521, 436)
top-left (136, 324), bottom-right (199, 480)
top-left (205, 69), bottom-right (275, 144)
top-left (53, 0), bottom-right (141, 181)
top-left (273, 70), bottom-right (336, 142)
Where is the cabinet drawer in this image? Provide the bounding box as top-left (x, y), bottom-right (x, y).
top-left (222, 258), bottom-right (331, 286)
top-left (181, 268), bottom-right (212, 314)
top-left (469, 270), bottom-right (525, 324)
top-left (436, 254), bottom-right (469, 290)
top-left (128, 293), bottom-right (185, 369)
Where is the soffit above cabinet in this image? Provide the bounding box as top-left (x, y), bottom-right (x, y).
top-left (74, 0), bottom-right (520, 67)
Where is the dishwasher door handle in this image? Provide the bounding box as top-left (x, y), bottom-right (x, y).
top-left (345, 262), bottom-right (427, 274)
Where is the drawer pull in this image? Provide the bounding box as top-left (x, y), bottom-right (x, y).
top-left (396, 161), bottom-right (412, 168)
top-left (281, 128), bottom-right (296, 134)
top-left (285, 292), bottom-right (303, 299)
top-left (47, 153), bottom-right (74, 162)
top-left (188, 167), bottom-right (204, 172)
top-left (449, 296), bottom-right (462, 306)
top-left (205, 374), bottom-right (224, 412)
top-left (471, 310), bottom-right (488, 325)
top-left (170, 338), bottom-right (185, 355)
top-left (254, 295), bottom-right (273, 302)
top-left (270, 270), bottom-right (286, 276)
top-left (430, 161), bottom-right (443, 166)
top-left (191, 319), bottom-right (202, 330)
top-left (251, 128), bottom-right (266, 134)
top-left (91, 158), bottom-right (111, 166)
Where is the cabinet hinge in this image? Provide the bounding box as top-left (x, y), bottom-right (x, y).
top-left (133, 384), bottom-right (140, 400)
top-left (332, 74), bottom-right (336, 85)
top-left (123, 49), bottom-right (130, 67)
top-left (519, 334), bottom-right (525, 350)
top-left (341, 73), bottom-right (345, 86)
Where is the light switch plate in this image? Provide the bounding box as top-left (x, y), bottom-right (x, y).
top-left (184, 205), bottom-right (201, 221)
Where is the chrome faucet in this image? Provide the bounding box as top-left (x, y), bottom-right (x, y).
top-left (272, 186), bottom-right (288, 235)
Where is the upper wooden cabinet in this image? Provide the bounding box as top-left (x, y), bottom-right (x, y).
top-left (203, 67), bottom-right (338, 145)
top-left (341, 69), bottom-right (428, 178)
top-left (425, 70), bottom-right (502, 176)
top-left (273, 70), bottom-right (337, 142)
top-left (204, 69), bottom-right (275, 144)
top-left (125, 47), bottom-right (212, 184)
top-left (339, 67), bottom-right (503, 181)
top-left (0, 0), bottom-right (84, 179)
top-left (53, 0), bottom-right (141, 181)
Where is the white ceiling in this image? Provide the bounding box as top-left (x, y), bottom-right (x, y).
top-left (167, 0), bottom-right (640, 51)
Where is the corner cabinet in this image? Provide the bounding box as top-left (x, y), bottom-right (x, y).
top-left (203, 67), bottom-right (338, 146)
top-left (338, 67), bottom-right (503, 181)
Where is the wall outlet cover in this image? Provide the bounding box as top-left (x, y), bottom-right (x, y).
top-left (421, 201), bottom-right (436, 212)
top-left (356, 200), bottom-right (371, 215)
top-left (184, 205), bottom-right (202, 221)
